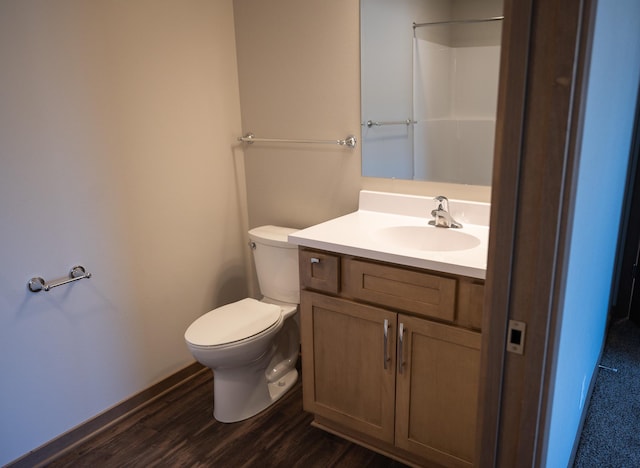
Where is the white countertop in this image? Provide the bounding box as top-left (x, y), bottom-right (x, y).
top-left (287, 191), bottom-right (489, 280)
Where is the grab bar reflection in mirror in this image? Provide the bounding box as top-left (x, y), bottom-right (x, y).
top-left (363, 119), bottom-right (416, 128)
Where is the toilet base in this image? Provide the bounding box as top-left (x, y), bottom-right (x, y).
top-left (211, 365), bottom-right (298, 423)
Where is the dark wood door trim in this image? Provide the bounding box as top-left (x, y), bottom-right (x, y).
top-left (475, 0), bottom-right (534, 464)
top-left (477, 0), bottom-right (596, 466)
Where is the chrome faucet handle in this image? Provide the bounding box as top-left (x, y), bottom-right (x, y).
top-left (448, 217), bottom-right (463, 229)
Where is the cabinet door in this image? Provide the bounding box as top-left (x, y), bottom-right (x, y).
top-left (300, 290), bottom-right (397, 443)
top-left (395, 314), bottom-right (481, 467)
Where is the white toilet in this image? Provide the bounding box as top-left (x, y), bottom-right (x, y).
top-left (184, 225), bottom-right (301, 423)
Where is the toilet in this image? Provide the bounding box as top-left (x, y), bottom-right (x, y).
top-left (184, 225), bottom-right (301, 423)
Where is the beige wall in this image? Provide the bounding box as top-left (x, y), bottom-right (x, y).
top-left (233, 0), bottom-right (491, 232)
top-left (1, 0), bottom-right (492, 463)
top-left (233, 0), bottom-right (362, 229)
top-left (0, 1), bottom-right (246, 464)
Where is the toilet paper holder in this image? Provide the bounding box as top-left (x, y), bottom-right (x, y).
top-left (28, 265), bottom-right (92, 293)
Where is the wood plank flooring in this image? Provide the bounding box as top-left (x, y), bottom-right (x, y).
top-left (46, 367), bottom-right (408, 467)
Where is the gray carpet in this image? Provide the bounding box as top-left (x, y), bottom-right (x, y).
top-left (573, 319), bottom-right (640, 467)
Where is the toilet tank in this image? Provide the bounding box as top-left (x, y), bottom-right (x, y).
top-left (249, 225), bottom-right (300, 304)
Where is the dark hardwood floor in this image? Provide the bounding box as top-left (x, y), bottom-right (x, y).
top-left (46, 366), bottom-right (408, 467)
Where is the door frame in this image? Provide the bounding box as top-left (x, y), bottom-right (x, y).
top-left (476, 0), bottom-right (597, 465)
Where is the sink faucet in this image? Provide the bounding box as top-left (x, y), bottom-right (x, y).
top-left (429, 196), bottom-right (463, 228)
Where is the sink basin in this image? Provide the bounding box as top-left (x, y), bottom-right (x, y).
top-left (373, 226), bottom-right (481, 252)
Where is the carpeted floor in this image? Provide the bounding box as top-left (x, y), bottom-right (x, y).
top-left (573, 319), bottom-right (640, 467)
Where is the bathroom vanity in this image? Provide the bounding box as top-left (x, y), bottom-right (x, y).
top-left (288, 191), bottom-right (489, 468)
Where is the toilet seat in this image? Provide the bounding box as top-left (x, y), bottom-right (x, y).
top-left (185, 298), bottom-right (282, 347)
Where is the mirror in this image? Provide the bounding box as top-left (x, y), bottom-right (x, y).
top-left (360, 0), bottom-right (503, 185)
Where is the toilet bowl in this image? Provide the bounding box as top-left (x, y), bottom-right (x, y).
top-left (184, 226), bottom-right (300, 423)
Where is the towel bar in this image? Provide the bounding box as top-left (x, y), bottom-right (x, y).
top-left (28, 265), bottom-right (92, 293)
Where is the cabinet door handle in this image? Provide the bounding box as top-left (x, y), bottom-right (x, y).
top-left (383, 319), bottom-right (390, 370)
top-left (310, 257), bottom-right (320, 264)
top-left (398, 322), bottom-right (405, 374)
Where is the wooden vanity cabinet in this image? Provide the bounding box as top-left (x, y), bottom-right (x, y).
top-left (299, 247), bottom-right (483, 468)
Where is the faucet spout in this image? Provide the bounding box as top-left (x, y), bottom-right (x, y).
top-left (429, 196), bottom-right (463, 228)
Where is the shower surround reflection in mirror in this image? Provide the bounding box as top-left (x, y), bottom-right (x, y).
top-left (361, 0), bottom-right (503, 185)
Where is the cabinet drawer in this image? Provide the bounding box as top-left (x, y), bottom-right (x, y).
top-left (343, 259), bottom-right (456, 322)
top-left (299, 248), bottom-right (340, 294)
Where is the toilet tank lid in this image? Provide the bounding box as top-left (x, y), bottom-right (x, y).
top-left (249, 225), bottom-right (298, 248)
top-left (185, 298), bottom-right (281, 346)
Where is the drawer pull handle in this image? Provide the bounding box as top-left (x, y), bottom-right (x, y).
top-left (310, 257), bottom-right (320, 264)
top-left (398, 322), bottom-right (405, 374)
top-left (383, 319), bottom-right (390, 370)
